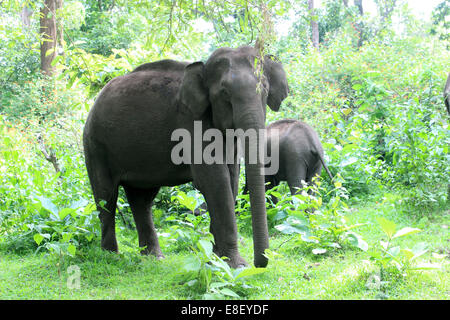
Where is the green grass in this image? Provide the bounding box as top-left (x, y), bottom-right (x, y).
top-left (0, 193), bottom-right (448, 300)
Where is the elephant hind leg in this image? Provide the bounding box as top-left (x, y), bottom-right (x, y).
top-left (286, 164), bottom-right (307, 196)
top-left (123, 186), bottom-right (163, 258)
top-left (85, 158), bottom-right (120, 253)
top-left (306, 160), bottom-right (323, 195)
top-left (265, 175), bottom-right (280, 206)
top-left (96, 188), bottom-right (119, 253)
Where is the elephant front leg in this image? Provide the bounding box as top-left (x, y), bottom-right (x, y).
top-left (191, 163), bottom-right (247, 268)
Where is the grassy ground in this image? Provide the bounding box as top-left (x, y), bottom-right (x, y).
top-left (0, 192), bottom-right (448, 300)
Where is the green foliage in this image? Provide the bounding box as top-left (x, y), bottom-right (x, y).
top-left (365, 217), bottom-right (441, 295)
top-left (0, 78), bottom-right (83, 119)
top-left (384, 100), bottom-right (449, 207)
top-left (0, 116), bottom-right (95, 255)
top-left (272, 176), bottom-right (368, 256)
top-left (276, 28), bottom-right (450, 205)
top-left (0, 6), bottom-right (40, 85)
top-left (431, 0), bottom-right (450, 45)
top-left (163, 212), bottom-right (209, 253)
top-left (180, 237), bottom-right (266, 299)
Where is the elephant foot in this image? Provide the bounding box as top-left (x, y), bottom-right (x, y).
top-left (101, 241), bottom-right (119, 253)
top-left (215, 249), bottom-right (248, 269)
top-left (140, 246), bottom-right (165, 260)
top-left (225, 255), bottom-right (248, 269)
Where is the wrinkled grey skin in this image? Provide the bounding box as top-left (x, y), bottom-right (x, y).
top-left (83, 46), bottom-right (289, 268)
top-left (244, 119), bottom-right (333, 204)
top-left (444, 72), bottom-right (450, 115)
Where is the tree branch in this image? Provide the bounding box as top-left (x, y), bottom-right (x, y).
top-left (37, 133), bottom-right (63, 179)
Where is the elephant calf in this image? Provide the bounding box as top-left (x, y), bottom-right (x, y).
top-left (245, 119), bottom-right (333, 203)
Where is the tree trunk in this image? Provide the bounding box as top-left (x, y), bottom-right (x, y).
top-left (354, 0), bottom-right (363, 15)
top-left (20, 6), bottom-right (33, 29)
top-left (354, 0), bottom-right (364, 47)
top-left (56, 0), bottom-right (64, 51)
top-left (308, 0), bottom-right (319, 50)
top-left (40, 0), bottom-right (57, 76)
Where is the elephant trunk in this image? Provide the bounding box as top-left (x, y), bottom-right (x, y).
top-left (238, 117), bottom-right (269, 268)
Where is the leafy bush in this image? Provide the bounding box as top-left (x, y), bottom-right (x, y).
top-left (268, 176), bottom-right (368, 255)
top-left (384, 101), bottom-right (449, 207)
top-left (0, 79), bottom-right (83, 120)
top-left (0, 116), bottom-right (94, 255)
top-left (180, 238), bottom-right (266, 299)
top-left (273, 32), bottom-right (450, 205)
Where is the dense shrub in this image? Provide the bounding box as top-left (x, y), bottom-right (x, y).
top-left (271, 32), bottom-right (450, 206)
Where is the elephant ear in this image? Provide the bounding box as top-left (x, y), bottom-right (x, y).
top-left (264, 55), bottom-right (289, 111)
top-left (179, 62), bottom-right (210, 118)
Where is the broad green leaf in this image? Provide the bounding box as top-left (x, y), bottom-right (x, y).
top-left (300, 232), bottom-right (319, 243)
top-left (198, 240), bottom-right (213, 257)
top-left (401, 248), bottom-right (415, 260)
top-left (210, 282), bottom-right (230, 289)
top-left (203, 293), bottom-right (221, 300)
top-left (219, 288), bottom-right (240, 298)
top-left (33, 233), bottom-right (44, 245)
top-left (274, 223), bottom-right (301, 235)
top-left (33, 233), bottom-right (50, 245)
top-left (392, 227), bottom-right (421, 239)
top-left (273, 210), bottom-right (287, 221)
top-left (352, 83), bottom-right (363, 90)
top-left (209, 257), bottom-right (233, 279)
top-left (61, 232), bottom-right (72, 243)
top-left (235, 267), bottom-right (266, 280)
top-left (59, 208), bottom-right (75, 220)
top-left (342, 108), bottom-right (352, 116)
top-left (172, 191), bottom-right (198, 212)
top-left (36, 196), bottom-right (59, 215)
top-left (387, 246), bottom-right (400, 257)
top-left (183, 256), bottom-right (201, 272)
top-left (377, 217), bottom-right (396, 239)
top-left (346, 232), bottom-right (368, 251)
top-left (67, 244), bottom-right (76, 256)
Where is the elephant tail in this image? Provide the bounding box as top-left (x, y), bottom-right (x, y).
top-left (318, 153), bottom-right (334, 181)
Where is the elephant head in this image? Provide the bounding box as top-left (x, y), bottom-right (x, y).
top-left (179, 46), bottom-right (289, 267)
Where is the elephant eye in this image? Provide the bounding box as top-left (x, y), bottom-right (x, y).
top-left (220, 87), bottom-right (230, 99)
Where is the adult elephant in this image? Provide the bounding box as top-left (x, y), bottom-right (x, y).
top-left (83, 46), bottom-right (289, 268)
top-left (244, 119), bottom-right (333, 203)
